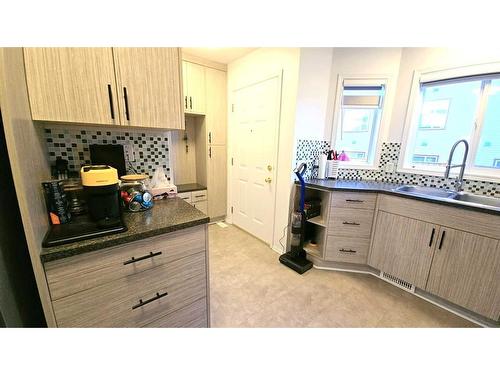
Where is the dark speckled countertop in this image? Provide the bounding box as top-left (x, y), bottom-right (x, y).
top-left (40, 198), bottom-right (209, 263)
top-left (299, 179), bottom-right (500, 216)
top-left (177, 183), bottom-right (207, 193)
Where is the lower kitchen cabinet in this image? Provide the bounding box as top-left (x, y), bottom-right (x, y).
top-left (425, 227), bottom-right (500, 321)
top-left (368, 211), bottom-right (438, 289)
top-left (44, 225), bottom-right (209, 327)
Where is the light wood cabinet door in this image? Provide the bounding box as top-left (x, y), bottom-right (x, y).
top-left (205, 68), bottom-right (227, 145)
top-left (184, 61), bottom-right (206, 114)
top-left (113, 48), bottom-right (184, 129)
top-left (207, 144), bottom-right (227, 218)
top-left (23, 48), bottom-right (120, 125)
top-left (426, 228), bottom-right (500, 321)
top-left (368, 211), bottom-right (438, 289)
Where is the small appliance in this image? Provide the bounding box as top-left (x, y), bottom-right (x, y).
top-left (279, 163), bottom-right (313, 274)
top-left (90, 144), bottom-right (127, 178)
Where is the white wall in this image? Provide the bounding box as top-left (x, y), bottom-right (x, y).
top-left (227, 48), bottom-right (300, 252)
top-left (389, 47), bottom-right (500, 141)
top-left (294, 48), bottom-right (334, 141)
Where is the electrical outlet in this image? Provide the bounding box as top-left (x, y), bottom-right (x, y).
top-left (385, 162), bottom-right (395, 173)
top-left (125, 143), bottom-right (135, 162)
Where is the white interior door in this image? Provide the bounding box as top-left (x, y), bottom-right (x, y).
top-left (231, 74), bottom-right (282, 244)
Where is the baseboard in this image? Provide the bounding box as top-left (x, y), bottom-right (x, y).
top-left (311, 264), bottom-right (496, 328)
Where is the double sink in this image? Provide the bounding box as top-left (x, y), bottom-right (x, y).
top-left (393, 185), bottom-right (500, 209)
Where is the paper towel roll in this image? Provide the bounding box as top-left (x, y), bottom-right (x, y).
top-left (318, 154), bottom-right (327, 179)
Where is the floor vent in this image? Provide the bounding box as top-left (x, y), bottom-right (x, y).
top-left (380, 272), bottom-right (415, 292)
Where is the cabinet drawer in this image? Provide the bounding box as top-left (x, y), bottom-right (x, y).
top-left (53, 252), bottom-right (207, 327)
top-left (191, 190), bottom-right (207, 202)
top-left (330, 192), bottom-right (377, 210)
top-left (45, 226), bottom-right (206, 300)
top-left (145, 297), bottom-right (208, 328)
top-left (325, 236), bottom-right (370, 264)
top-left (329, 208), bottom-right (374, 238)
top-left (177, 192), bottom-right (192, 203)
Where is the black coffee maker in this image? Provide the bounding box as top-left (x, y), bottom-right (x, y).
top-left (80, 165), bottom-right (122, 228)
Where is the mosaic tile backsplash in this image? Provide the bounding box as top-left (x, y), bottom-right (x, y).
top-left (43, 126), bottom-right (171, 180)
top-left (296, 139), bottom-right (500, 197)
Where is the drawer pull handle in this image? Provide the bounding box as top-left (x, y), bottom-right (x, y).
top-left (132, 291), bottom-right (169, 310)
top-left (345, 199), bottom-right (364, 203)
top-left (342, 221), bottom-right (360, 226)
top-left (194, 195), bottom-right (205, 198)
top-left (123, 251), bottom-right (162, 265)
top-left (339, 248), bottom-right (357, 253)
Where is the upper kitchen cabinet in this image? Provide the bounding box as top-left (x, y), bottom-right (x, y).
top-left (183, 61), bottom-right (206, 114)
top-left (113, 48), bottom-right (184, 129)
top-left (23, 48), bottom-right (184, 130)
top-left (23, 48), bottom-right (120, 125)
top-left (205, 68), bottom-right (227, 145)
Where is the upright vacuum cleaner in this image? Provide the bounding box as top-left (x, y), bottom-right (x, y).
top-left (279, 163), bottom-right (313, 274)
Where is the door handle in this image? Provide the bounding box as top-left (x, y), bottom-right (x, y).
top-left (428, 228), bottom-right (436, 247)
top-left (189, 96), bottom-right (193, 109)
top-left (132, 291), bottom-right (168, 310)
top-left (123, 87), bottom-right (130, 121)
top-left (265, 177), bottom-right (272, 183)
top-left (438, 230), bottom-right (446, 250)
top-left (107, 84), bottom-right (115, 120)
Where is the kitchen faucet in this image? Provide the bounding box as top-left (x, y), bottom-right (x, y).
top-left (444, 139), bottom-right (469, 192)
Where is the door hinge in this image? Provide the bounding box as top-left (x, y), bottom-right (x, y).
top-left (231, 206), bottom-right (233, 214)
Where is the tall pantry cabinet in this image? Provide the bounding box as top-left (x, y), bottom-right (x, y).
top-left (177, 59), bottom-right (227, 220)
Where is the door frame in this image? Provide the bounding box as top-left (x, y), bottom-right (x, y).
top-left (226, 70), bottom-right (284, 247)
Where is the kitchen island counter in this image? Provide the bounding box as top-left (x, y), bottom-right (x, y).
top-left (40, 198), bottom-right (209, 263)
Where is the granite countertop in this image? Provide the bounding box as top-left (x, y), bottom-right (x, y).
top-left (176, 183), bottom-right (207, 193)
top-left (299, 179), bottom-right (500, 216)
top-left (40, 198), bottom-right (209, 263)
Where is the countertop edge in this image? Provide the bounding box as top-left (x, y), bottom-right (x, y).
top-left (299, 180), bottom-right (500, 216)
top-left (40, 217), bottom-right (209, 263)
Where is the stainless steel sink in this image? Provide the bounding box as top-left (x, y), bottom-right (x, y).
top-left (452, 192), bottom-right (500, 208)
top-left (393, 185), bottom-right (457, 199)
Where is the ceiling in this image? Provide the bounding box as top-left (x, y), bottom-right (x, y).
top-left (181, 48), bottom-right (257, 65)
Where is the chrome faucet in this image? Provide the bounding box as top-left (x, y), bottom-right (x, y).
top-left (444, 139), bottom-right (469, 192)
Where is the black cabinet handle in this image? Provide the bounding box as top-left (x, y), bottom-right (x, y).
top-left (189, 96), bottom-right (192, 109)
top-left (346, 199), bottom-right (364, 203)
top-left (123, 251), bottom-right (162, 265)
top-left (194, 194), bottom-right (205, 198)
top-left (209, 146), bottom-right (212, 158)
top-left (123, 87), bottom-right (130, 121)
top-left (107, 84), bottom-right (115, 120)
top-left (208, 131), bottom-right (212, 143)
top-left (438, 230), bottom-right (446, 250)
top-left (428, 228), bottom-right (436, 247)
top-left (185, 96), bottom-right (187, 109)
top-left (132, 291), bottom-right (168, 310)
top-left (339, 248), bottom-right (357, 253)
top-left (342, 221), bottom-right (360, 226)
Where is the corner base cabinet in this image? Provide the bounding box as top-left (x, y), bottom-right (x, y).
top-left (44, 225), bottom-right (209, 328)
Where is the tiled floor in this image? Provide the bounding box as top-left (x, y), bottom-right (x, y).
top-left (208, 223), bottom-right (477, 327)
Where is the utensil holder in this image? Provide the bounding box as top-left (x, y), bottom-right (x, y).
top-left (326, 160), bottom-right (340, 179)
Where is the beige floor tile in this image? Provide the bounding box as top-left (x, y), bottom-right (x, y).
top-left (208, 223), bottom-right (477, 328)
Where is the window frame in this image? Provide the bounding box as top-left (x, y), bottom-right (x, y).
top-left (330, 74), bottom-right (392, 170)
top-left (398, 63), bottom-right (500, 182)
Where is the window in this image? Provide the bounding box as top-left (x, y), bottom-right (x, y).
top-left (401, 70), bottom-right (500, 179)
top-left (333, 79), bottom-right (387, 167)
